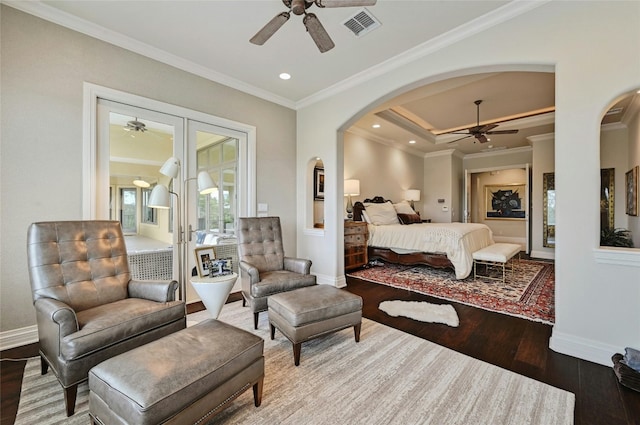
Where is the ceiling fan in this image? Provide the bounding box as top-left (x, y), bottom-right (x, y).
top-left (123, 118), bottom-right (147, 133)
top-left (447, 100), bottom-right (519, 144)
top-left (250, 0), bottom-right (377, 53)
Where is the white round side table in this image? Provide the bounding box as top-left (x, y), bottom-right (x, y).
top-left (190, 272), bottom-right (238, 319)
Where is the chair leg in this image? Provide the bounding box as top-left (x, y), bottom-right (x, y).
top-left (253, 312), bottom-right (259, 330)
top-left (40, 356), bottom-right (48, 375)
top-left (242, 296), bottom-right (246, 307)
top-left (354, 323), bottom-right (361, 343)
top-left (270, 323), bottom-right (276, 340)
top-left (63, 384), bottom-right (78, 417)
top-left (253, 376), bottom-right (264, 407)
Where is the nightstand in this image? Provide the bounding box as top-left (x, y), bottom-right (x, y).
top-left (344, 221), bottom-right (369, 270)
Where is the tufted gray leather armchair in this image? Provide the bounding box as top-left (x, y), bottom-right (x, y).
top-left (27, 221), bottom-right (186, 416)
top-left (237, 217), bottom-right (316, 329)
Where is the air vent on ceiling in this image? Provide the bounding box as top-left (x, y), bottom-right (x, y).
top-left (605, 107), bottom-right (624, 116)
top-left (342, 8), bottom-right (380, 37)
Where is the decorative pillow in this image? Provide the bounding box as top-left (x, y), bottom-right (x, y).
top-left (393, 200), bottom-right (417, 215)
top-left (363, 202), bottom-right (400, 225)
top-left (397, 213), bottom-right (422, 225)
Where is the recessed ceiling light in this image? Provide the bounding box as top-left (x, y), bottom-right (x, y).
top-left (372, 124), bottom-right (381, 128)
top-left (279, 73), bottom-right (291, 80)
top-left (409, 140), bottom-right (416, 144)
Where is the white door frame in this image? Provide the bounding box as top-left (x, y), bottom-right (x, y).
top-left (83, 82), bottom-right (257, 220)
top-left (463, 163), bottom-right (531, 253)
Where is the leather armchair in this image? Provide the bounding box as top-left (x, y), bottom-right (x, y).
top-left (27, 221), bottom-right (186, 416)
top-left (237, 217), bottom-right (316, 329)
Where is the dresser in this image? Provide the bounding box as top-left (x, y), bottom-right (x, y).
top-left (344, 220), bottom-right (369, 270)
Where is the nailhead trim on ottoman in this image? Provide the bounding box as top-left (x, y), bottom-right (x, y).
top-left (88, 319), bottom-right (264, 425)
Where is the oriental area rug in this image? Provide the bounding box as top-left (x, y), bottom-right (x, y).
top-left (348, 259), bottom-right (555, 324)
top-left (15, 301), bottom-right (573, 425)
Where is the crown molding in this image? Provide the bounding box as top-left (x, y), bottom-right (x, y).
top-left (526, 132), bottom-right (555, 143)
top-left (6, 0), bottom-right (550, 111)
top-left (3, 0), bottom-right (297, 110)
top-left (346, 127), bottom-right (425, 158)
top-left (600, 122), bottom-right (627, 132)
top-left (296, 0), bottom-right (551, 109)
top-left (464, 145), bottom-right (532, 159)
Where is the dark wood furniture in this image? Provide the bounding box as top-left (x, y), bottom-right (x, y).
top-left (344, 220), bottom-right (369, 270)
top-left (352, 197), bottom-right (454, 272)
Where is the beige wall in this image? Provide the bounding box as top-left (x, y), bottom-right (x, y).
top-left (0, 7), bottom-right (297, 333)
top-left (423, 152), bottom-right (453, 222)
top-left (343, 132), bottom-right (424, 213)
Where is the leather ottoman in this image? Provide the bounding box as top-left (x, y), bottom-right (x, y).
top-left (268, 285), bottom-right (362, 366)
top-left (88, 319), bottom-right (264, 425)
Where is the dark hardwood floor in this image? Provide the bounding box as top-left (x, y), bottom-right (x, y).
top-left (2, 286), bottom-right (638, 425)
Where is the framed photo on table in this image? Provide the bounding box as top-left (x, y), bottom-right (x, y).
top-left (194, 246), bottom-right (215, 277)
top-left (626, 166), bottom-right (638, 216)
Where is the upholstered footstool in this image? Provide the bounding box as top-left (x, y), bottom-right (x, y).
top-left (88, 319), bottom-right (264, 425)
top-left (268, 285), bottom-right (363, 366)
top-left (472, 243), bottom-right (521, 283)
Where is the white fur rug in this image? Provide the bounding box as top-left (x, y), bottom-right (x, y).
top-left (379, 300), bottom-right (459, 327)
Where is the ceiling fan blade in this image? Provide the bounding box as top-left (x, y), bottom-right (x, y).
top-left (315, 0), bottom-right (377, 7)
top-left (448, 135), bottom-right (472, 144)
top-left (477, 123), bottom-right (498, 133)
top-left (476, 134), bottom-right (489, 143)
top-left (304, 13), bottom-right (335, 53)
top-left (486, 129), bottom-right (519, 135)
top-left (250, 12), bottom-right (290, 45)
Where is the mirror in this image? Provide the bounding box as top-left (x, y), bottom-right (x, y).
top-left (600, 168), bottom-right (615, 232)
top-left (543, 172), bottom-right (555, 248)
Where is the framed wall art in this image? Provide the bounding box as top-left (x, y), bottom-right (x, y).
top-left (485, 184), bottom-right (526, 220)
top-left (314, 167), bottom-right (325, 200)
top-left (194, 246), bottom-right (215, 278)
top-left (626, 165), bottom-right (638, 216)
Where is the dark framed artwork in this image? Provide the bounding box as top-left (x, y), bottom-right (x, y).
top-left (485, 184), bottom-right (526, 220)
top-left (626, 166), bottom-right (638, 216)
top-left (314, 167), bottom-right (325, 201)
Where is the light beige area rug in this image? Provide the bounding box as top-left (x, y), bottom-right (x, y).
top-left (16, 301), bottom-right (574, 425)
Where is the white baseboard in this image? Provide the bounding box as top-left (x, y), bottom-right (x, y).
top-left (530, 250), bottom-right (555, 260)
top-left (549, 330), bottom-right (620, 367)
top-left (315, 272), bottom-right (346, 288)
top-left (0, 325), bottom-right (38, 351)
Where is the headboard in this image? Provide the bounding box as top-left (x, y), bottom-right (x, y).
top-left (353, 196), bottom-right (392, 222)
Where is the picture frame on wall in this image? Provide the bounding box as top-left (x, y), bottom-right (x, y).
top-left (485, 184), bottom-right (526, 220)
top-left (314, 167), bottom-right (325, 200)
top-left (626, 166), bottom-right (638, 216)
top-left (194, 246), bottom-right (215, 278)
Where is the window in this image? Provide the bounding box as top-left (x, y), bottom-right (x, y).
top-left (197, 137), bottom-right (238, 235)
top-left (141, 187), bottom-right (157, 224)
top-left (120, 187), bottom-right (137, 234)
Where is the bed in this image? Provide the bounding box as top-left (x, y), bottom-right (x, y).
top-left (353, 197), bottom-right (494, 279)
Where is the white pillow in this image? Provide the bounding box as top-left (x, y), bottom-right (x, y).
top-left (364, 202), bottom-right (400, 225)
top-left (393, 200), bottom-right (417, 215)
top-left (361, 210), bottom-right (371, 224)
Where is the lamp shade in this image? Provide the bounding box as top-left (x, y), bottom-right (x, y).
top-left (344, 179), bottom-right (360, 196)
top-left (159, 157), bottom-right (180, 179)
top-left (197, 171), bottom-right (217, 194)
top-left (406, 189), bottom-right (420, 201)
top-left (148, 184), bottom-right (171, 209)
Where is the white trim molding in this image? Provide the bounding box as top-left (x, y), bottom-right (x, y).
top-left (0, 326), bottom-right (38, 351)
top-left (594, 247), bottom-right (640, 267)
top-left (550, 330), bottom-right (623, 367)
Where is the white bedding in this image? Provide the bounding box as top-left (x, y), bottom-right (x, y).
top-left (367, 222), bottom-right (494, 279)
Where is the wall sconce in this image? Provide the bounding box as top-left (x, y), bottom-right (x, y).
top-left (405, 189), bottom-right (420, 210)
top-left (148, 157), bottom-right (217, 301)
top-left (344, 179), bottom-right (360, 220)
